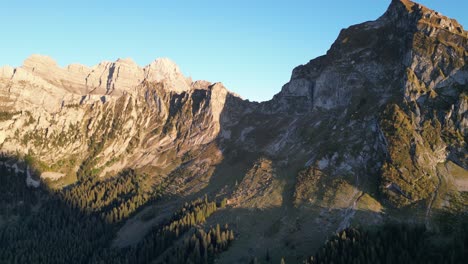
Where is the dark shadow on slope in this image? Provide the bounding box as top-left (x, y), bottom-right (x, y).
top-left (203, 205), bottom-right (386, 264)
top-left (201, 204), bottom-right (468, 264)
top-left (0, 155), bottom-right (117, 263)
top-left (0, 153), bottom-right (205, 263)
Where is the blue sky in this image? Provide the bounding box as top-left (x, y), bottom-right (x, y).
top-left (1, 1), bottom-right (466, 102)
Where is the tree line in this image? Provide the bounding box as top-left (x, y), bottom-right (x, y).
top-left (0, 160), bottom-right (233, 264)
top-left (305, 222), bottom-right (467, 264)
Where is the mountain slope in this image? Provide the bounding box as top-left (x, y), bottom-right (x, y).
top-left (0, 0), bottom-right (467, 263)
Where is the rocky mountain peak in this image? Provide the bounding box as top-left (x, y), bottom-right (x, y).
top-left (389, 0), bottom-right (419, 12)
top-left (273, 0), bottom-right (467, 112)
top-left (143, 58), bottom-right (190, 93)
top-left (147, 58), bottom-right (182, 74)
top-left (384, 0), bottom-right (467, 36)
top-left (115, 57), bottom-right (138, 66)
top-left (23, 54), bottom-right (58, 70)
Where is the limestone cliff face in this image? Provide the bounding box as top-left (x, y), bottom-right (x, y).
top-left (0, 57), bottom-right (236, 189)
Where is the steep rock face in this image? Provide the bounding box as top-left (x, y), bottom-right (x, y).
top-left (259, 0), bottom-right (468, 208)
top-left (0, 59), bottom-right (236, 190)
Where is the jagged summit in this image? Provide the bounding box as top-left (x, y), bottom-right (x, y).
top-left (144, 58), bottom-right (190, 93)
top-left (148, 58), bottom-right (182, 74)
top-left (390, 0), bottom-right (419, 12)
top-left (21, 54), bottom-right (183, 75)
top-left (0, 54), bottom-right (193, 98)
top-left (384, 0), bottom-right (466, 35)
top-left (0, 54), bottom-right (238, 112)
top-left (115, 57), bottom-right (138, 65)
top-left (23, 54), bottom-right (59, 68)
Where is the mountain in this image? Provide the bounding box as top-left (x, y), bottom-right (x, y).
top-left (0, 0), bottom-right (467, 263)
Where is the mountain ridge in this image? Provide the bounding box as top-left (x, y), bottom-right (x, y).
top-left (0, 0), bottom-right (465, 212)
top-left (0, 0), bottom-right (467, 263)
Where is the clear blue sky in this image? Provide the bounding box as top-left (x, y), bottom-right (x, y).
top-left (1, 1), bottom-right (466, 102)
